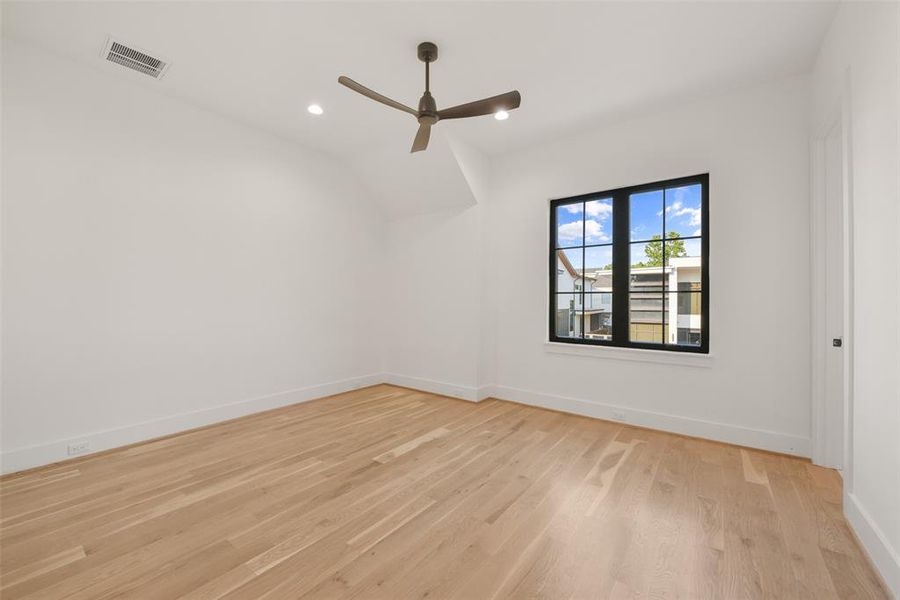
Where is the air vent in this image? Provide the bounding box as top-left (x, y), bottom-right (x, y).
top-left (101, 37), bottom-right (170, 79)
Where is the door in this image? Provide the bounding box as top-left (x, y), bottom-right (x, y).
top-left (823, 119), bottom-right (845, 470)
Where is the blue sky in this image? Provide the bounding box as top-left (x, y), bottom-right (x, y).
top-left (557, 185), bottom-right (701, 262)
top-left (555, 198), bottom-right (612, 247)
top-left (659, 184), bottom-right (702, 239)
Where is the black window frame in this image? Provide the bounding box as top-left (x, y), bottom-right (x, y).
top-left (548, 173), bottom-right (709, 354)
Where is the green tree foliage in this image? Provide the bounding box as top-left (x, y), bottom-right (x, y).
top-left (635, 232), bottom-right (686, 268)
top-left (599, 232), bottom-right (687, 270)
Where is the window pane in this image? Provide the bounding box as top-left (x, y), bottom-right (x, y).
top-left (666, 237), bottom-right (701, 260)
top-left (667, 238), bottom-right (701, 300)
top-left (630, 189), bottom-right (663, 241)
top-left (555, 202), bottom-right (583, 247)
top-left (555, 248), bottom-right (583, 293)
top-left (584, 198), bottom-right (613, 245)
top-left (629, 238), bottom-right (668, 269)
top-left (554, 293), bottom-right (581, 339)
top-left (684, 237), bottom-right (702, 258)
top-left (665, 184), bottom-right (702, 238)
top-left (674, 292), bottom-right (702, 347)
top-left (630, 242), bottom-right (666, 292)
top-left (629, 292), bottom-right (664, 344)
top-left (585, 245), bottom-right (612, 292)
top-left (584, 293), bottom-right (612, 340)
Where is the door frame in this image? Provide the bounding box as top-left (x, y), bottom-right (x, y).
top-left (809, 70), bottom-right (854, 482)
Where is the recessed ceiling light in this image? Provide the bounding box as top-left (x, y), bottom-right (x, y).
top-left (307, 104), bottom-right (324, 116)
top-left (494, 110), bottom-right (509, 121)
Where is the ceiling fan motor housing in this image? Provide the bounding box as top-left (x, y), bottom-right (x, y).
top-left (417, 42), bottom-right (438, 63)
top-left (418, 92), bottom-right (437, 119)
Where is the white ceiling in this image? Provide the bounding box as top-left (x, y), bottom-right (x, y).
top-left (3, 1), bottom-right (837, 160)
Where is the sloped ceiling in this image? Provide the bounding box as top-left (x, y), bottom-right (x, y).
top-left (351, 131), bottom-right (478, 218)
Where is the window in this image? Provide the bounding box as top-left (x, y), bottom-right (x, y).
top-left (549, 174), bottom-right (708, 353)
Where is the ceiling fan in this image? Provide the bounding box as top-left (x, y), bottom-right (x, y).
top-left (338, 42), bottom-right (521, 153)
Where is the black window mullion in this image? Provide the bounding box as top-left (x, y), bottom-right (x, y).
top-left (580, 203), bottom-right (586, 339)
top-left (612, 192), bottom-right (629, 344)
top-left (701, 177), bottom-right (710, 353)
top-left (548, 203), bottom-right (557, 339)
top-left (662, 187), bottom-right (667, 346)
top-left (631, 235), bottom-right (702, 245)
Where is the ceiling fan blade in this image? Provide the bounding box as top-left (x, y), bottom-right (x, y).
top-left (338, 76), bottom-right (418, 116)
top-left (437, 90), bottom-right (521, 120)
top-left (410, 123), bottom-right (431, 153)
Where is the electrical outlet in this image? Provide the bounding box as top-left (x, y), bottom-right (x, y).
top-left (611, 410), bottom-right (627, 422)
top-left (67, 441), bottom-right (91, 456)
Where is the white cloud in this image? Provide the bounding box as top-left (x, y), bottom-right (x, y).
top-left (665, 200), bottom-right (701, 228)
top-left (565, 201), bottom-right (612, 220)
top-left (557, 221), bottom-right (583, 241)
top-left (558, 219), bottom-right (610, 243)
top-left (585, 219), bottom-right (609, 243)
top-left (586, 200), bottom-right (612, 219)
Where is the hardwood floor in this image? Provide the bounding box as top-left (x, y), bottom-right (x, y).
top-left (0, 384), bottom-right (888, 599)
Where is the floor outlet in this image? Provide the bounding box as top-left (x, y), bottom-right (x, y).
top-left (67, 441), bottom-right (91, 455)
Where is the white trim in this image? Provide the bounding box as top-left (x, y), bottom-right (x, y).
top-left (0, 373), bottom-right (381, 475)
top-left (810, 134), bottom-right (828, 465)
top-left (380, 373), bottom-right (482, 403)
top-left (477, 384), bottom-right (496, 402)
top-left (491, 384), bottom-right (810, 456)
top-left (845, 492), bottom-right (900, 598)
top-left (839, 71), bottom-right (856, 491)
top-left (544, 341), bottom-right (713, 368)
top-left (809, 69), bottom-right (855, 475)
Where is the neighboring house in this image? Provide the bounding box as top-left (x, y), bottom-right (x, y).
top-left (627, 256), bottom-right (702, 345)
top-left (555, 250), bottom-right (588, 337)
top-left (556, 250), bottom-right (701, 345)
top-left (555, 250), bottom-right (611, 340)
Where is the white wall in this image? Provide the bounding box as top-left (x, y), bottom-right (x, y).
top-left (380, 76), bottom-right (813, 454)
top-left (811, 3), bottom-right (900, 595)
top-left (479, 76), bottom-right (813, 455)
top-left (382, 206), bottom-right (482, 400)
top-left (1, 40), bottom-right (385, 473)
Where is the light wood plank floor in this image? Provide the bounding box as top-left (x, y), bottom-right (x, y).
top-left (0, 385), bottom-right (887, 599)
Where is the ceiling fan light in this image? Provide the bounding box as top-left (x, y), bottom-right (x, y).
top-left (494, 110), bottom-right (510, 121)
top-left (307, 104), bottom-right (324, 116)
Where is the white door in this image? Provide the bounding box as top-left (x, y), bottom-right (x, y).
top-left (823, 119), bottom-right (845, 470)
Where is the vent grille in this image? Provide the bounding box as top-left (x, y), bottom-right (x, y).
top-left (102, 38), bottom-right (169, 79)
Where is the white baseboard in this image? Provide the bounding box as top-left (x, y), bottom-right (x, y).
top-left (380, 373), bottom-right (482, 402)
top-left (845, 492), bottom-right (900, 598)
top-left (0, 375), bottom-right (811, 476)
top-left (0, 373), bottom-right (382, 475)
top-left (490, 384), bottom-right (811, 457)
top-left (477, 384), bottom-right (496, 402)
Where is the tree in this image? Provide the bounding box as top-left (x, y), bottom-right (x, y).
top-left (598, 232), bottom-right (687, 270)
top-left (636, 232), bottom-right (686, 267)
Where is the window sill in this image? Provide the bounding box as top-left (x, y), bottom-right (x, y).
top-left (544, 341), bottom-right (714, 368)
